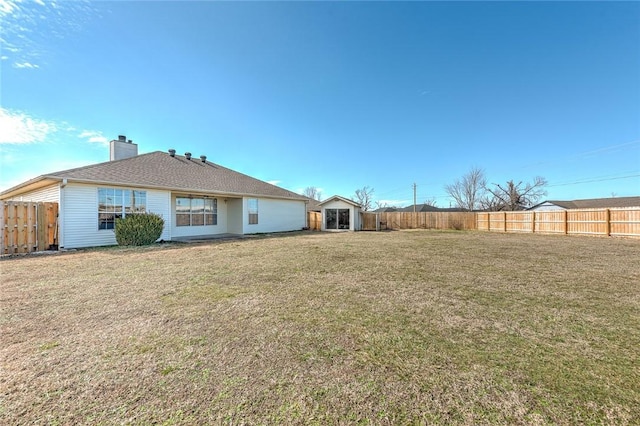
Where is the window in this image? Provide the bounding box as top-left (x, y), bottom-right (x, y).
top-left (325, 208), bottom-right (350, 230)
top-left (98, 188), bottom-right (146, 230)
top-left (176, 197), bottom-right (217, 226)
top-left (248, 198), bottom-right (258, 225)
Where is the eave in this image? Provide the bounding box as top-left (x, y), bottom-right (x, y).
top-left (0, 176), bottom-right (62, 200)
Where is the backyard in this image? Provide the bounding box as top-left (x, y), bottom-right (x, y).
top-left (1, 230), bottom-right (638, 424)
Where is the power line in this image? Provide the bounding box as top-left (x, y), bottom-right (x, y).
top-left (548, 174), bottom-right (640, 187)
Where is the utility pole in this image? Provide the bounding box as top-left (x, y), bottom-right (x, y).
top-left (413, 183), bottom-right (417, 213)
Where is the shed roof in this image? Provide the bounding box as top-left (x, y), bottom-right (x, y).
top-left (1, 151), bottom-right (307, 201)
top-left (319, 195), bottom-right (362, 207)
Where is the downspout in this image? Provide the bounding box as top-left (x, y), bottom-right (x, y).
top-left (304, 199), bottom-right (309, 229)
top-left (59, 179), bottom-right (67, 249)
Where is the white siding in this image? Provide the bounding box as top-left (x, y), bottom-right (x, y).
top-left (61, 183), bottom-right (102, 249)
top-left (148, 191), bottom-right (172, 241)
top-left (7, 184), bottom-right (60, 202)
top-left (242, 197), bottom-right (306, 234)
top-left (61, 183), bottom-right (171, 249)
top-left (169, 194), bottom-right (229, 238)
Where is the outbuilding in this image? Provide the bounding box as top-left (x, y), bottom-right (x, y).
top-left (319, 195), bottom-right (362, 231)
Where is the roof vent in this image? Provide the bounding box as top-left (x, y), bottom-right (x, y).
top-left (185, 152), bottom-right (192, 160)
top-left (200, 155), bottom-right (207, 163)
top-left (118, 135), bottom-right (126, 142)
top-left (168, 149), bottom-right (176, 157)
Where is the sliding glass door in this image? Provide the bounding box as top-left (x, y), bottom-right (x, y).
top-left (325, 208), bottom-right (350, 230)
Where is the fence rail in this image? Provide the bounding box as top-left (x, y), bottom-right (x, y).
top-left (1, 202), bottom-right (58, 254)
top-left (476, 208), bottom-right (640, 238)
top-left (363, 208), bottom-right (639, 238)
top-left (375, 212), bottom-right (477, 231)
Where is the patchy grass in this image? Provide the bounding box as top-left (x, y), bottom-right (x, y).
top-left (1, 230), bottom-right (638, 425)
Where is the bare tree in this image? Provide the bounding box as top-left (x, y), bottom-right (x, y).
top-left (424, 197), bottom-right (438, 207)
top-left (302, 186), bottom-right (322, 201)
top-left (484, 177), bottom-right (548, 211)
top-left (444, 167), bottom-right (487, 211)
top-left (375, 200), bottom-right (389, 210)
top-left (353, 186), bottom-right (374, 211)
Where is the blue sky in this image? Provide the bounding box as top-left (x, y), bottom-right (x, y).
top-left (1, 0), bottom-right (639, 207)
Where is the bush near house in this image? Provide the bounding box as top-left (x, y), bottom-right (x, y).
top-left (115, 213), bottom-right (164, 246)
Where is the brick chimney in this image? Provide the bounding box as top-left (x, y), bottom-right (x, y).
top-left (109, 135), bottom-right (138, 161)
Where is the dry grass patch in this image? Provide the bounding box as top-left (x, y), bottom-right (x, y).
top-left (1, 230), bottom-right (638, 424)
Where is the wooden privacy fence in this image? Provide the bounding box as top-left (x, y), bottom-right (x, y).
top-left (476, 208), bottom-right (640, 238)
top-left (374, 212), bottom-right (477, 231)
top-left (307, 211), bottom-right (321, 231)
top-left (361, 212), bottom-right (379, 230)
top-left (1, 202), bottom-right (59, 254)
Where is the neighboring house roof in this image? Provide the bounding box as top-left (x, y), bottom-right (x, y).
top-left (528, 196), bottom-right (640, 210)
top-left (373, 204), bottom-right (467, 213)
top-left (399, 204), bottom-right (467, 213)
top-left (372, 207), bottom-right (399, 213)
top-left (305, 197), bottom-right (322, 212)
top-left (318, 195), bottom-right (362, 207)
top-left (0, 151), bottom-right (307, 201)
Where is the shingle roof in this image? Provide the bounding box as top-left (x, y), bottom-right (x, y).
top-left (531, 196), bottom-right (640, 210)
top-left (373, 204), bottom-right (467, 213)
top-left (318, 195), bottom-right (361, 207)
top-left (305, 197), bottom-right (322, 212)
top-left (28, 151), bottom-right (307, 200)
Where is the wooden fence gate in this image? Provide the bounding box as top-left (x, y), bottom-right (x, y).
top-left (307, 211), bottom-right (322, 231)
top-left (361, 212), bottom-right (379, 231)
top-left (1, 202), bottom-right (59, 254)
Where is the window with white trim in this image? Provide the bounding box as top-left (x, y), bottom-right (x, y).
top-left (98, 188), bottom-right (146, 230)
top-left (176, 197), bottom-right (217, 226)
top-left (248, 198), bottom-right (258, 225)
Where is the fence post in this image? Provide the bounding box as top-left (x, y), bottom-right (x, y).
top-left (531, 211), bottom-right (536, 233)
top-left (27, 202), bottom-right (35, 252)
top-left (503, 212), bottom-right (507, 233)
top-left (563, 210), bottom-right (568, 235)
top-left (37, 203), bottom-right (46, 251)
top-left (605, 208), bottom-right (611, 237)
top-left (0, 202), bottom-right (5, 255)
top-left (7, 203), bottom-right (16, 254)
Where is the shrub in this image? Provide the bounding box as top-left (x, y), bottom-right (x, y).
top-left (115, 213), bottom-right (164, 246)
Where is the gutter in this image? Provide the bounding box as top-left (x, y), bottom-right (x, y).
top-left (3, 176), bottom-right (307, 202)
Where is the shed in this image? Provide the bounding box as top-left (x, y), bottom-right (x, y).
top-left (319, 195), bottom-right (362, 231)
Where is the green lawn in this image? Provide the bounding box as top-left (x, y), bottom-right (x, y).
top-left (1, 230), bottom-right (638, 425)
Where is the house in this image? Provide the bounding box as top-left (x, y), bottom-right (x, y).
top-left (528, 196), bottom-right (640, 211)
top-left (319, 195), bottom-right (362, 231)
top-left (0, 136), bottom-right (308, 249)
